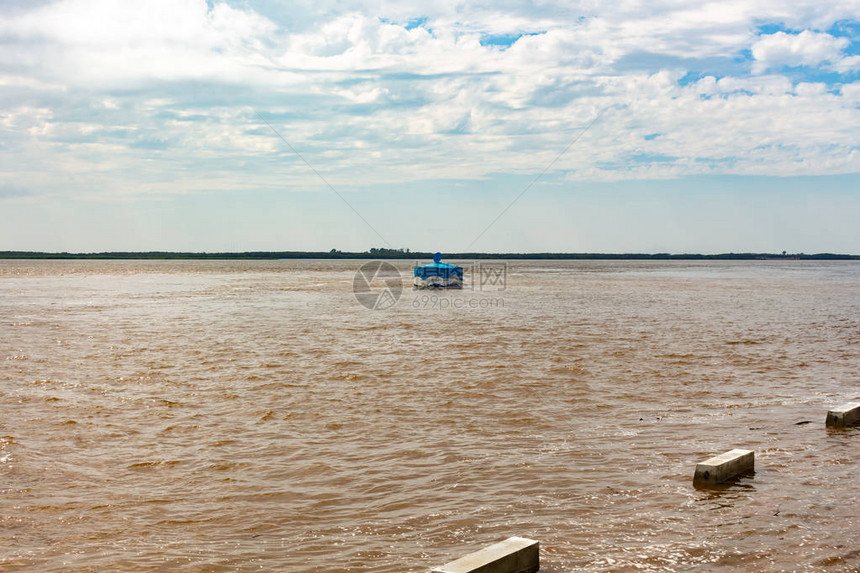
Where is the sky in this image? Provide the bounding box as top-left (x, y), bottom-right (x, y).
top-left (1, 0), bottom-right (858, 254)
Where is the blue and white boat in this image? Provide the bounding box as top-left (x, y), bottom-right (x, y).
top-left (413, 253), bottom-right (463, 288)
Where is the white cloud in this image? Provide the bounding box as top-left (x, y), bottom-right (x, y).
top-left (0, 74), bottom-right (66, 91)
top-left (751, 30), bottom-right (850, 73)
top-left (0, 0), bottom-right (278, 86)
top-left (832, 54), bottom-right (860, 73)
top-left (0, 0), bottom-right (859, 205)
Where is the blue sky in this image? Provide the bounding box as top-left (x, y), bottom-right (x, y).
top-left (1, 0), bottom-right (858, 253)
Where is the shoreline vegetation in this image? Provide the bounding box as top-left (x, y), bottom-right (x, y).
top-left (0, 249), bottom-right (857, 260)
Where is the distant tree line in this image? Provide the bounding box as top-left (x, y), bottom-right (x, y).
top-left (0, 250), bottom-right (856, 260)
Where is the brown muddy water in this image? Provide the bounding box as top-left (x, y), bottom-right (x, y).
top-left (1, 259), bottom-right (858, 572)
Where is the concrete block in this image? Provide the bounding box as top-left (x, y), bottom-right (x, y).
top-left (826, 401), bottom-right (860, 427)
top-left (693, 449), bottom-right (754, 486)
top-left (432, 536), bottom-right (539, 573)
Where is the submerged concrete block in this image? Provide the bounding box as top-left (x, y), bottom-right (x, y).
top-left (826, 401), bottom-right (860, 427)
top-left (432, 536), bottom-right (539, 573)
top-left (693, 449), bottom-right (754, 486)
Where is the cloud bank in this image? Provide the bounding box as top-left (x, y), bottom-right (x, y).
top-left (0, 0), bottom-right (858, 202)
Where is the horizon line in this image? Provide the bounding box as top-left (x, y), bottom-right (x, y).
top-left (1, 250), bottom-right (858, 260)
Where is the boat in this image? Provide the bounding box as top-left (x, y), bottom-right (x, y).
top-left (413, 253), bottom-right (463, 288)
